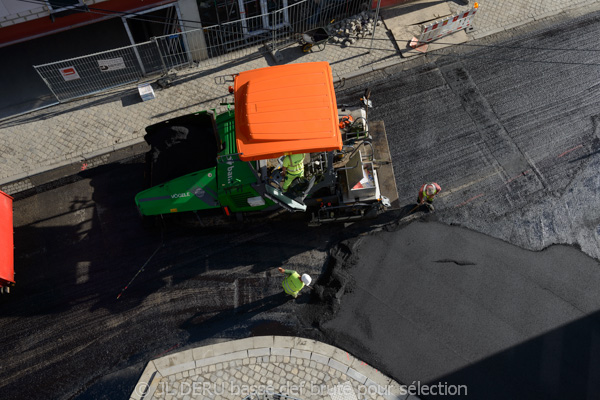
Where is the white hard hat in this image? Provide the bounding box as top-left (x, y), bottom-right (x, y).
top-left (425, 184), bottom-right (436, 196)
top-left (301, 274), bottom-right (312, 286)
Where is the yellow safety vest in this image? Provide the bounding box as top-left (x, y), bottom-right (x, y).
top-left (283, 154), bottom-right (305, 176)
top-left (282, 271), bottom-right (304, 295)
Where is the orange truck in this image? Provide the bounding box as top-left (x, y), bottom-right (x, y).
top-left (0, 190), bottom-right (14, 293)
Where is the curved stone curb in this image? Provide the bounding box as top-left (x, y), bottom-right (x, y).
top-left (130, 336), bottom-right (416, 400)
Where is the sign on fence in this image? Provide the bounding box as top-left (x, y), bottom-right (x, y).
top-left (59, 66), bottom-right (80, 81)
top-left (412, 2), bottom-right (478, 49)
top-left (98, 57), bottom-right (126, 72)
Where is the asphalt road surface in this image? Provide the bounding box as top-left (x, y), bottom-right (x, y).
top-left (2, 10), bottom-right (600, 400)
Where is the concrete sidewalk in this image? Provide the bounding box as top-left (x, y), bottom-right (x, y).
top-left (131, 336), bottom-right (417, 400)
top-left (2, 0), bottom-right (599, 195)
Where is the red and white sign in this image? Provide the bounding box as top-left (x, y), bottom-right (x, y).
top-left (59, 66), bottom-right (80, 81)
top-left (417, 3), bottom-right (479, 44)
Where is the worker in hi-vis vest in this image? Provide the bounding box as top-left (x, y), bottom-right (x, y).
top-left (418, 182), bottom-right (442, 211)
top-left (282, 153), bottom-right (305, 191)
top-left (278, 267), bottom-right (311, 298)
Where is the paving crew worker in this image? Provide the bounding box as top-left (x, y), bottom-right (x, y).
top-left (281, 153), bottom-right (305, 191)
top-left (278, 267), bottom-right (311, 298)
top-left (418, 182), bottom-right (442, 211)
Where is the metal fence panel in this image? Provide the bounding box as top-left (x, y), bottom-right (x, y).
top-left (154, 15), bottom-right (273, 71)
top-left (154, 0), bottom-right (371, 71)
top-left (34, 0), bottom-right (371, 103)
top-left (33, 41), bottom-right (164, 102)
top-left (272, 0), bottom-right (370, 50)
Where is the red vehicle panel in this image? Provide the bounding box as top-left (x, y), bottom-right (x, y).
top-left (0, 190), bottom-right (14, 288)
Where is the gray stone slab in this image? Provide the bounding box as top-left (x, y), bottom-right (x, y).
top-left (362, 368), bottom-right (392, 387)
top-left (154, 349), bottom-right (194, 375)
top-left (248, 347), bottom-right (270, 358)
top-left (312, 341), bottom-right (337, 358)
top-left (271, 347), bottom-right (291, 357)
top-left (291, 337), bottom-right (317, 352)
top-left (229, 337), bottom-right (255, 352)
top-left (349, 357), bottom-right (375, 378)
top-left (192, 346), bottom-right (215, 360)
top-left (328, 358), bottom-right (349, 374)
top-left (208, 341), bottom-right (236, 357)
top-left (310, 352), bottom-right (329, 365)
top-left (290, 348), bottom-right (311, 360)
top-left (253, 336), bottom-right (274, 349)
top-left (195, 350), bottom-right (248, 368)
top-left (273, 335), bottom-right (295, 348)
top-left (160, 360), bottom-right (196, 377)
top-left (346, 368), bottom-right (367, 385)
top-left (330, 347), bottom-right (354, 365)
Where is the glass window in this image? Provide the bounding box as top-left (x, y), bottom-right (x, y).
top-left (46, 0), bottom-right (81, 11)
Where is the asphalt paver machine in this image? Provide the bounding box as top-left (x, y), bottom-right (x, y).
top-left (135, 62), bottom-right (398, 226)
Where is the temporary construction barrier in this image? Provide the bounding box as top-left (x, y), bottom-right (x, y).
top-left (412, 2), bottom-right (478, 48)
top-left (33, 0), bottom-right (371, 103)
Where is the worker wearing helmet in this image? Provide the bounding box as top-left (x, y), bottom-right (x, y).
top-left (281, 153), bottom-right (305, 191)
top-left (418, 182), bottom-right (442, 211)
top-left (278, 267), bottom-right (311, 298)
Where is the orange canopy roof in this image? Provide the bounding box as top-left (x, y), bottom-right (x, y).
top-left (234, 62), bottom-right (342, 161)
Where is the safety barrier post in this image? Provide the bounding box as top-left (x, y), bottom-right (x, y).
top-left (410, 2), bottom-right (478, 52)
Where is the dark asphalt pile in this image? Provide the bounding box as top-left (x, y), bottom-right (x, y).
top-left (309, 238), bottom-right (359, 316)
top-left (315, 220), bottom-right (600, 400)
top-left (144, 112), bottom-right (219, 185)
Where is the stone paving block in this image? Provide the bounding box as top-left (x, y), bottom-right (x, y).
top-left (252, 336), bottom-right (274, 349)
top-left (154, 350), bottom-right (194, 375)
top-left (273, 335), bottom-right (295, 349)
top-left (346, 368), bottom-right (367, 385)
top-left (312, 341), bottom-right (337, 358)
top-left (330, 347), bottom-right (355, 365)
top-left (349, 357), bottom-right (375, 378)
top-left (208, 341), bottom-right (236, 357)
top-left (292, 337), bottom-right (317, 352)
top-left (229, 337), bottom-right (255, 352)
top-left (310, 352), bottom-right (329, 365)
top-left (363, 368), bottom-right (392, 387)
top-left (271, 347), bottom-right (291, 357)
top-left (248, 347), bottom-right (270, 358)
top-left (195, 350), bottom-right (248, 368)
top-left (161, 361), bottom-right (196, 377)
top-left (328, 358), bottom-right (349, 374)
top-left (290, 348), bottom-right (311, 360)
top-left (192, 346), bottom-right (215, 360)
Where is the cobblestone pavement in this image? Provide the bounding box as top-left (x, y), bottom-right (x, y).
top-left (2, 0), bottom-right (600, 194)
top-left (131, 336), bottom-right (417, 400)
